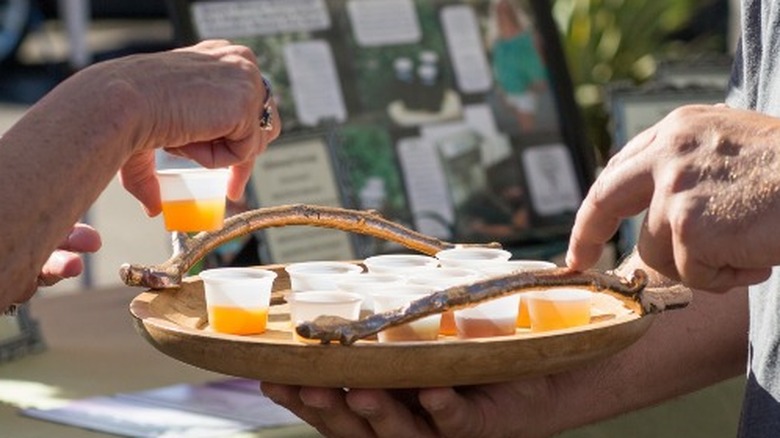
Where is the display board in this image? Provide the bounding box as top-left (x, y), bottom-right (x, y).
top-left (166, 0), bottom-right (595, 262)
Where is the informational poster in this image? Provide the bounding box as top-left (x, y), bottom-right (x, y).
top-left (346, 0), bottom-right (421, 46)
top-left (192, 0), bottom-right (330, 38)
top-left (521, 144), bottom-right (581, 216)
top-left (283, 40), bottom-right (348, 126)
top-left (251, 138), bottom-right (355, 262)
top-left (440, 5), bottom-right (493, 93)
top-left (170, 0), bottom-right (593, 258)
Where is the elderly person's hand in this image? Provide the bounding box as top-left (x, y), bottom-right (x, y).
top-left (106, 39), bottom-right (280, 216)
top-left (11, 223), bottom-right (102, 307)
top-left (567, 104), bottom-right (780, 291)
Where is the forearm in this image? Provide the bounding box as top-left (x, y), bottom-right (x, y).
top-left (0, 64), bottom-right (142, 306)
top-left (548, 255), bottom-right (748, 433)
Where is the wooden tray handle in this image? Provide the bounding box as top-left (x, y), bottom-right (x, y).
top-left (120, 204), bottom-right (498, 289)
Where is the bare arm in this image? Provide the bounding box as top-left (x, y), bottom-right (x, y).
top-left (0, 40), bottom-right (279, 310)
top-left (548, 256), bottom-right (747, 434)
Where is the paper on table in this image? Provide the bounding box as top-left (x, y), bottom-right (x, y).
top-left (22, 379), bottom-right (303, 438)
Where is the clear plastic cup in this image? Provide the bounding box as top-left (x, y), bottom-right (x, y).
top-left (362, 254), bottom-right (439, 275)
top-left (157, 168), bottom-right (230, 232)
top-left (478, 260), bottom-right (558, 329)
top-left (526, 289), bottom-right (593, 332)
top-left (284, 261), bottom-right (363, 292)
top-left (371, 285), bottom-right (440, 342)
top-left (199, 267), bottom-right (277, 335)
top-left (408, 267), bottom-right (482, 336)
top-left (288, 291), bottom-right (363, 342)
top-left (454, 294), bottom-right (520, 339)
top-left (335, 273), bottom-right (408, 312)
top-left (477, 260), bottom-right (558, 277)
top-left (435, 247), bottom-right (512, 269)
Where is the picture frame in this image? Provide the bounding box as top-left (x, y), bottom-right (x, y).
top-left (607, 80), bottom-right (726, 150)
top-left (606, 80), bottom-right (727, 254)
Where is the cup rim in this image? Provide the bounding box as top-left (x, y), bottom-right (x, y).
top-left (435, 247), bottom-right (512, 261)
top-left (199, 267), bottom-right (277, 282)
top-left (363, 253), bottom-right (439, 267)
top-left (370, 284), bottom-right (435, 298)
top-left (288, 290), bottom-right (363, 304)
top-left (408, 266), bottom-right (482, 278)
top-left (497, 260), bottom-right (558, 269)
top-left (284, 261), bottom-right (364, 275)
top-left (527, 289), bottom-right (593, 302)
top-left (335, 272), bottom-right (407, 284)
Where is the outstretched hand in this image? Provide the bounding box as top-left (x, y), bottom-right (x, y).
top-left (567, 104), bottom-right (780, 291)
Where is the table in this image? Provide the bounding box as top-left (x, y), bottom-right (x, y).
top-left (0, 286), bottom-right (319, 437)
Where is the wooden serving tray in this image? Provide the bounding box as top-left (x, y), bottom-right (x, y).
top-left (130, 264), bottom-right (654, 388)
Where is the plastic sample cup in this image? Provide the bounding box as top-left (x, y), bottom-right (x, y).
top-left (284, 261), bottom-right (363, 292)
top-left (435, 247), bottom-right (512, 269)
top-left (526, 289), bottom-right (593, 332)
top-left (477, 260), bottom-right (558, 277)
top-left (371, 285), bottom-right (440, 342)
top-left (335, 273), bottom-right (408, 312)
top-left (199, 267), bottom-right (277, 335)
top-left (362, 254), bottom-right (439, 275)
top-left (288, 291), bottom-right (362, 342)
top-left (157, 168), bottom-right (230, 232)
top-left (478, 260), bottom-right (558, 329)
top-left (454, 294), bottom-right (520, 339)
top-left (408, 267), bottom-right (482, 336)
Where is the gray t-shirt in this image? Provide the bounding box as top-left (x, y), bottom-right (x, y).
top-left (726, 1), bottom-right (780, 435)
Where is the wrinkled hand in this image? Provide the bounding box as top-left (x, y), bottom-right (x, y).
top-left (113, 40), bottom-right (281, 216)
top-left (567, 104), bottom-right (780, 291)
top-left (14, 223), bottom-right (102, 304)
top-left (260, 379), bottom-right (556, 438)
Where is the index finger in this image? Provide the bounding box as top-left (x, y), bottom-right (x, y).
top-left (566, 142), bottom-right (657, 270)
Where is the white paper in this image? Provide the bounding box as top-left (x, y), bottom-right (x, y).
top-left (346, 0), bottom-right (421, 46)
top-left (521, 144), bottom-right (582, 216)
top-left (440, 5), bottom-right (493, 93)
top-left (284, 40), bottom-right (348, 126)
top-left (23, 379), bottom-right (303, 438)
top-left (251, 138), bottom-right (355, 262)
top-left (192, 0), bottom-right (330, 39)
top-left (396, 137), bottom-right (453, 238)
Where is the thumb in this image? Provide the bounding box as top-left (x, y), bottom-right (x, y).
top-left (119, 151), bottom-right (162, 216)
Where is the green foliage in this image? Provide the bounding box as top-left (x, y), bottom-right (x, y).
top-left (551, 0), bottom-right (722, 161)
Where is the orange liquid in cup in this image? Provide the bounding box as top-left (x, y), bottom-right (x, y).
top-left (161, 198), bottom-right (226, 232)
top-left (455, 315), bottom-right (516, 338)
top-left (529, 300), bottom-right (590, 332)
top-left (208, 306), bottom-right (268, 335)
top-left (517, 296), bottom-right (531, 328)
top-left (439, 310), bottom-right (457, 335)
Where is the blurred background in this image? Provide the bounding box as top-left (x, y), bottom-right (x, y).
top-left (0, 1), bottom-right (744, 437)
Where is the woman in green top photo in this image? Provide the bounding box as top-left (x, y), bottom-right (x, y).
top-left (488, 0), bottom-right (548, 132)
